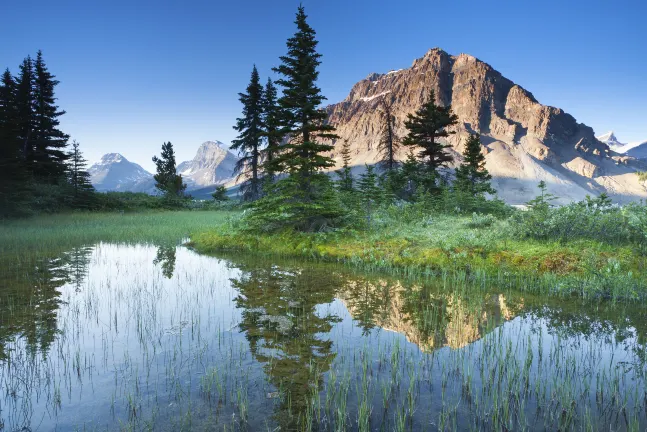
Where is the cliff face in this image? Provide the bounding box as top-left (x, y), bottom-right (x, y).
top-left (325, 48), bottom-right (646, 204)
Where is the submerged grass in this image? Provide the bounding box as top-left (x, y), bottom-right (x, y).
top-left (192, 213), bottom-right (647, 302)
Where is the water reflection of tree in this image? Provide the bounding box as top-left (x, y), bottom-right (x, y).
top-left (153, 245), bottom-right (177, 279)
top-left (0, 246), bottom-right (92, 359)
top-left (229, 260), bottom-right (341, 431)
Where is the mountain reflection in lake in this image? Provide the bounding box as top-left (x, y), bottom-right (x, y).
top-left (1, 243), bottom-right (646, 431)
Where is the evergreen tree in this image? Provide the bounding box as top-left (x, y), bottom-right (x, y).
top-left (212, 185), bottom-right (229, 202)
top-left (399, 148), bottom-right (421, 199)
top-left (15, 56), bottom-right (35, 162)
top-left (402, 89), bottom-right (458, 192)
top-left (152, 141), bottom-right (186, 198)
top-left (271, 5), bottom-right (338, 186)
top-left (377, 97), bottom-right (399, 171)
top-left (248, 5), bottom-right (344, 231)
top-left (261, 78), bottom-right (282, 181)
top-left (66, 140), bottom-right (94, 207)
top-left (336, 139), bottom-right (354, 193)
top-left (0, 68), bottom-right (31, 216)
top-left (32, 51), bottom-right (69, 182)
top-left (454, 133), bottom-right (495, 196)
top-left (357, 165), bottom-right (381, 229)
top-left (231, 65), bottom-right (264, 201)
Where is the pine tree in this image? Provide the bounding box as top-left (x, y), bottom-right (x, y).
top-left (377, 97), bottom-right (399, 171)
top-left (357, 165), bottom-right (381, 229)
top-left (399, 148), bottom-right (421, 199)
top-left (231, 65), bottom-right (264, 201)
top-left (336, 139), bottom-right (354, 193)
top-left (454, 133), bottom-right (495, 197)
top-left (402, 89), bottom-right (458, 192)
top-left (212, 185), bottom-right (229, 202)
top-left (261, 78), bottom-right (282, 181)
top-left (0, 68), bottom-right (31, 216)
top-left (66, 140), bottom-right (94, 207)
top-left (271, 5), bottom-right (338, 187)
top-left (32, 51), bottom-right (69, 182)
top-left (15, 56), bottom-right (35, 162)
top-left (152, 141), bottom-right (186, 198)
top-left (248, 5), bottom-right (344, 231)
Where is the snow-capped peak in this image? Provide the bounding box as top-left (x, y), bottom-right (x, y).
top-left (596, 131), bottom-right (624, 151)
top-left (98, 153), bottom-right (126, 165)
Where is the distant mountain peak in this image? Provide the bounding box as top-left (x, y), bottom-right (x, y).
top-left (89, 153), bottom-right (154, 193)
top-left (177, 140), bottom-right (237, 188)
top-left (98, 153), bottom-right (126, 164)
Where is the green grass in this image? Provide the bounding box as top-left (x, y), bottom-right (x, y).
top-left (0, 210), bottom-right (236, 255)
top-left (191, 213), bottom-right (647, 301)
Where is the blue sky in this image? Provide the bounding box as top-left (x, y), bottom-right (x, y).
top-left (1, 0), bottom-right (645, 172)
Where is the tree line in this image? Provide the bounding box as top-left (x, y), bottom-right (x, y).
top-left (231, 6), bottom-right (498, 232)
top-left (0, 51), bottom-right (95, 216)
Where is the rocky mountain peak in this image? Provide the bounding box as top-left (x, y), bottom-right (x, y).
top-left (325, 48), bottom-right (647, 204)
top-left (177, 140), bottom-right (237, 188)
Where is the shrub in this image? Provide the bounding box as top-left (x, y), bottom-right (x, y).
top-left (466, 212), bottom-right (497, 228)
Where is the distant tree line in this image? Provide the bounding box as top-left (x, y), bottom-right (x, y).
top-left (231, 5), bottom-right (501, 232)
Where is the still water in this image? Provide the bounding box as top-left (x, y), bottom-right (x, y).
top-left (1, 243), bottom-right (646, 431)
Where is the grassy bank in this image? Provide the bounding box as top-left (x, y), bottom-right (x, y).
top-left (191, 213), bottom-right (647, 302)
top-left (0, 210), bottom-right (235, 255)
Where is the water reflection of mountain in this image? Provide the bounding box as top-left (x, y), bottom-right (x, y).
top-left (0, 246), bottom-right (92, 359)
top-left (339, 278), bottom-right (524, 352)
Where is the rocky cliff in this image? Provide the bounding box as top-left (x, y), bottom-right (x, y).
top-left (177, 141), bottom-right (237, 189)
top-left (325, 48), bottom-right (647, 204)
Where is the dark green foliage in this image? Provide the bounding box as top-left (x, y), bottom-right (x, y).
top-left (152, 141), bottom-right (186, 198)
top-left (377, 97), bottom-right (399, 171)
top-left (454, 133), bottom-right (494, 197)
top-left (402, 89), bottom-right (458, 193)
top-left (398, 149), bottom-right (422, 199)
top-left (246, 174), bottom-right (345, 233)
top-left (66, 140), bottom-right (95, 207)
top-left (335, 139), bottom-right (354, 193)
top-left (261, 78), bottom-right (282, 181)
top-left (271, 6), bottom-right (338, 183)
top-left (15, 57), bottom-right (35, 162)
top-left (232, 65), bottom-right (264, 200)
top-left (31, 51), bottom-right (69, 182)
top-left (212, 185), bottom-right (229, 202)
top-left (357, 165), bottom-right (382, 228)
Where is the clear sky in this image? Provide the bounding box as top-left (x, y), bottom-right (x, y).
top-left (1, 0), bottom-right (645, 172)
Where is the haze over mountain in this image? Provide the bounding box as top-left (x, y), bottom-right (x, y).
top-left (177, 141), bottom-right (237, 189)
top-left (324, 48), bottom-right (647, 204)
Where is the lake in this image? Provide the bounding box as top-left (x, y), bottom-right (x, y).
top-left (1, 242), bottom-right (646, 431)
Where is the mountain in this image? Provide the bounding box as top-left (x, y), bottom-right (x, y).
top-left (597, 131), bottom-right (647, 160)
top-left (89, 153), bottom-right (156, 193)
top-left (324, 48), bottom-right (647, 204)
top-left (177, 141), bottom-right (238, 190)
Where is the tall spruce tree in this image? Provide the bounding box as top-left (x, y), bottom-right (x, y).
top-left (261, 78), bottom-right (282, 182)
top-left (15, 56), bottom-right (35, 162)
top-left (402, 89), bottom-right (458, 192)
top-left (336, 139), bottom-right (354, 193)
top-left (248, 5), bottom-right (343, 231)
top-left (377, 97), bottom-right (399, 171)
top-left (357, 165), bottom-right (381, 229)
top-left (0, 68), bottom-right (31, 216)
top-left (152, 141), bottom-right (186, 198)
top-left (232, 65), bottom-right (264, 200)
top-left (271, 5), bottom-right (337, 185)
top-left (66, 140), bottom-right (94, 207)
top-left (454, 134), bottom-right (495, 196)
top-left (32, 51), bottom-right (69, 182)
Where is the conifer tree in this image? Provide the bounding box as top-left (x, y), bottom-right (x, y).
top-left (212, 185), bottom-right (229, 202)
top-left (357, 165), bottom-right (381, 229)
top-left (261, 78), bottom-right (282, 181)
top-left (32, 51), bottom-right (69, 182)
top-left (377, 97), bottom-right (399, 171)
top-left (336, 139), bottom-right (354, 193)
top-left (232, 65), bottom-right (264, 200)
top-left (248, 5), bottom-right (344, 231)
top-left (15, 56), bottom-right (35, 162)
top-left (402, 89), bottom-right (458, 192)
top-left (271, 5), bottom-right (337, 186)
top-left (66, 140), bottom-right (94, 206)
top-left (0, 68), bottom-right (31, 216)
top-left (454, 133), bottom-right (495, 196)
top-left (152, 141), bottom-right (186, 198)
